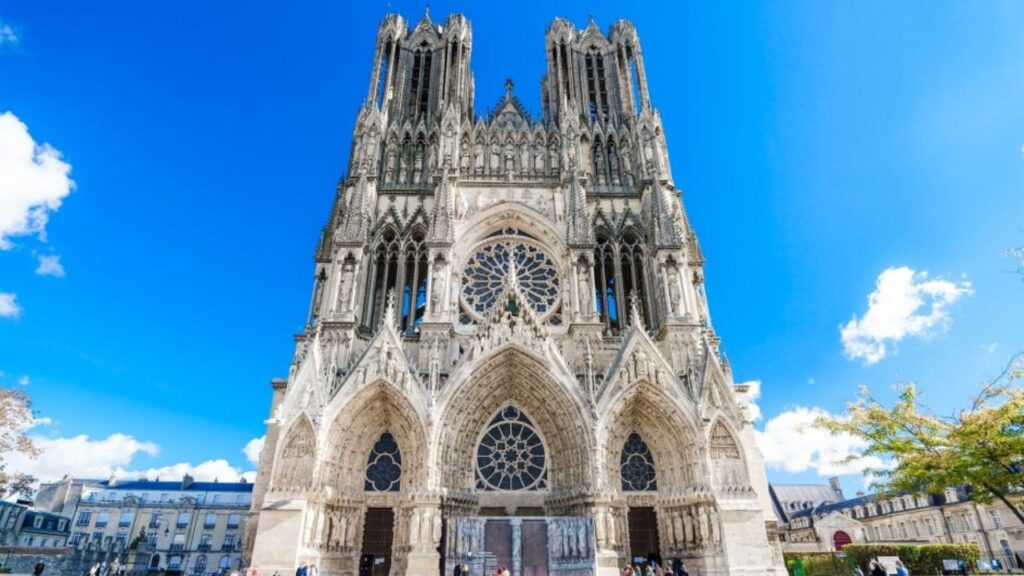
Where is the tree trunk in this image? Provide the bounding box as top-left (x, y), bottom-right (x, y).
top-left (982, 483), bottom-right (1024, 525)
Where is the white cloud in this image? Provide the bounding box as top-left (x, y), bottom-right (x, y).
top-left (736, 380), bottom-right (762, 422)
top-left (17, 375), bottom-right (29, 386)
top-left (0, 22), bottom-right (16, 45)
top-left (840, 266), bottom-right (972, 365)
top-left (0, 111), bottom-right (75, 249)
top-left (35, 254), bottom-right (64, 277)
top-left (0, 292), bottom-right (20, 318)
top-left (6, 423), bottom-right (258, 484)
top-left (243, 436), bottom-right (265, 466)
top-left (755, 406), bottom-right (884, 477)
top-left (982, 342), bottom-right (999, 354)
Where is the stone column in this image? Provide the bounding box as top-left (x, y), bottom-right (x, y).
top-left (511, 518), bottom-right (523, 576)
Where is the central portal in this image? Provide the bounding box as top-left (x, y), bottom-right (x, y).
top-left (445, 516), bottom-right (594, 576)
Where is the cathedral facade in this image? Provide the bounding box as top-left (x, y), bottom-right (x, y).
top-left (247, 11), bottom-right (784, 576)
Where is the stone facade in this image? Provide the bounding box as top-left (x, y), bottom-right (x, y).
top-left (774, 484), bottom-right (1024, 569)
top-left (247, 10), bottom-right (785, 576)
top-left (36, 475), bottom-right (253, 575)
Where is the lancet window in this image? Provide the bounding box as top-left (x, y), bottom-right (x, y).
top-left (594, 229), bottom-right (650, 334)
top-left (364, 432), bottom-right (402, 492)
top-left (362, 227), bottom-right (429, 335)
top-left (620, 432), bottom-right (657, 491)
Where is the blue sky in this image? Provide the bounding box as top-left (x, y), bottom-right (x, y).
top-left (0, 1), bottom-right (1022, 495)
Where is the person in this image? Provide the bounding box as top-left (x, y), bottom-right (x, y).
top-left (854, 566), bottom-right (865, 576)
top-left (869, 561), bottom-right (886, 576)
top-left (895, 560), bottom-right (908, 576)
top-left (679, 564), bottom-right (689, 576)
top-left (495, 567), bottom-right (503, 576)
top-left (622, 566), bottom-right (632, 576)
top-left (89, 563), bottom-right (100, 576)
top-left (501, 567), bottom-right (510, 576)
top-left (33, 562), bottom-right (45, 576)
top-left (295, 562), bottom-right (308, 576)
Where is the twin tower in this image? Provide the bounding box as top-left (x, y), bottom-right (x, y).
top-left (245, 10), bottom-right (786, 576)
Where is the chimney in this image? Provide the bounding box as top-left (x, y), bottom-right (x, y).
top-left (856, 491), bottom-right (865, 498)
top-left (181, 474), bottom-right (195, 490)
top-left (108, 474), bottom-right (118, 488)
top-left (829, 476), bottom-right (844, 500)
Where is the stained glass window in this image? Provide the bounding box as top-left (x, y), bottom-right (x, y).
top-left (461, 237), bottom-right (560, 322)
top-left (620, 432), bottom-right (657, 491)
top-left (476, 406), bottom-right (547, 491)
top-left (365, 432), bottom-right (402, 491)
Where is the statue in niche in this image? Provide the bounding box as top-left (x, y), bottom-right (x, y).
top-left (489, 142), bottom-right (501, 173)
top-left (337, 260), bottom-right (355, 312)
top-left (504, 143), bottom-right (515, 174)
top-left (666, 264), bottom-right (683, 316)
top-left (398, 147), bottom-right (409, 184)
top-left (609, 146), bottom-right (621, 184)
top-left (520, 142), bottom-right (530, 174)
top-left (460, 143), bottom-right (470, 173)
top-left (474, 142), bottom-right (484, 173)
top-left (577, 263), bottom-right (593, 315)
top-left (534, 141), bottom-right (546, 175)
top-left (428, 336), bottom-right (441, 395)
top-left (622, 145), bottom-right (635, 185)
top-left (413, 144), bottom-right (424, 183)
top-left (430, 260), bottom-right (447, 313)
top-left (549, 143), bottom-right (560, 173)
top-left (594, 145), bottom-right (606, 185)
top-left (384, 145), bottom-right (396, 184)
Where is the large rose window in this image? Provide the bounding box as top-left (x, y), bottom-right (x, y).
top-left (460, 235), bottom-right (560, 322)
top-left (476, 406), bottom-right (547, 491)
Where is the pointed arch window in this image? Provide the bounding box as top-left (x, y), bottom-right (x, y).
top-left (476, 406), bottom-right (547, 491)
top-left (620, 432), bottom-right (657, 491)
top-left (362, 227), bottom-right (428, 336)
top-left (365, 432), bottom-right (403, 491)
top-left (595, 229), bottom-right (650, 334)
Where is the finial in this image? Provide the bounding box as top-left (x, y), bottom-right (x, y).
top-left (506, 256), bottom-right (518, 287)
top-left (628, 290), bottom-right (644, 329)
top-left (505, 77), bottom-right (514, 98)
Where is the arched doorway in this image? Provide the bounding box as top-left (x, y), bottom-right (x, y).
top-left (833, 530), bottom-right (852, 551)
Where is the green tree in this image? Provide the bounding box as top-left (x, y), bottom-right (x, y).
top-left (0, 386), bottom-right (39, 497)
top-left (820, 354), bottom-right (1024, 523)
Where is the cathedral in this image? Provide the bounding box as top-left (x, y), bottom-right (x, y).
top-left (246, 10), bottom-right (785, 576)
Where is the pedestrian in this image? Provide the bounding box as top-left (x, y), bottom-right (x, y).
top-left (501, 566), bottom-right (510, 576)
top-left (89, 563), bottom-right (99, 576)
top-left (295, 561), bottom-right (307, 576)
top-left (854, 565), bottom-right (864, 576)
top-left (33, 562), bottom-right (45, 576)
top-left (869, 561), bottom-right (886, 576)
top-left (679, 564), bottom-right (689, 576)
top-left (895, 560), bottom-right (908, 576)
top-left (622, 565), bottom-right (632, 576)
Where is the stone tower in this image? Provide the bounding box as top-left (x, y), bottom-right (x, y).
top-left (246, 10), bottom-right (785, 576)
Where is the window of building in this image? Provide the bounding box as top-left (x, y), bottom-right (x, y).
top-left (171, 533), bottom-right (186, 551)
top-left (475, 406), bottom-right (547, 491)
top-left (24, 536), bottom-right (34, 546)
top-left (362, 227), bottom-right (429, 334)
top-left (119, 511), bottom-right (133, 527)
top-left (58, 519), bottom-right (67, 531)
top-left (168, 556), bottom-right (183, 570)
top-left (95, 512), bottom-right (109, 528)
top-left (149, 513), bottom-right (161, 529)
top-left (620, 432), bottom-right (657, 491)
top-left (990, 509), bottom-right (1003, 528)
top-left (365, 432), bottom-right (403, 492)
top-left (912, 520), bottom-right (921, 538)
top-left (886, 525), bottom-right (894, 540)
top-left (595, 230), bottom-right (651, 333)
top-left (39, 538), bottom-right (48, 547)
top-left (193, 554), bottom-right (207, 575)
top-left (176, 512), bottom-right (189, 529)
top-left (115, 532), bottom-right (127, 547)
top-left (199, 533), bottom-right (212, 549)
top-left (961, 513), bottom-right (973, 531)
top-left (227, 514), bottom-right (240, 529)
top-left (160, 493), bottom-right (170, 503)
top-left (212, 494), bottom-right (222, 504)
top-left (195, 493), bottom-right (206, 504)
top-left (219, 557), bottom-right (232, 571)
top-left (33, 515), bottom-right (43, 528)
top-left (70, 532), bottom-right (83, 546)
top-left (222, 534), bottom-right (236, 551)
top-left (147, 532), bottom-right (157, 547)
top-left (236, 494), bottom-right (248, 505)
top-left (899, 522), bottom-right (908, 538)
top-left (924, 517), bottom-right (935, 535)
top-left (204, 513), bottom-right (216, 529)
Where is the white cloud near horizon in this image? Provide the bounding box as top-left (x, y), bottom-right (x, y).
top-left (243, 436), bottom-right (265, 466)
top-left (755, 406), bottom-right (884, 478)
top-left (840, 266), bottom-right (972, 365)
top-left (0, 111), bottom-right (75, 250)
top-left (736, 379), bottom-right (762, 422)
top-left (6, 420), bottom-right (258, 485)
top-left (0, 292), bottom-right (20, 318)
top-left (35, 254), bottom-right (64, 277)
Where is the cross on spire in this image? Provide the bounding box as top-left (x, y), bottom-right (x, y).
top-left (505, 77), bottom-right (514, 98)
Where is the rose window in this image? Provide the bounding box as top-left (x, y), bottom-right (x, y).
top-left (476, 406), bottom-right (547, 491)
top-left (460, 236), bottom-right (560, 322)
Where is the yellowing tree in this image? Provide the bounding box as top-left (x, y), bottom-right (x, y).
top-left (821, 355), bottom-right (1024, 523)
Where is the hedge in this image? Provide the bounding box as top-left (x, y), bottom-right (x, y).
top-left (784, 552), bottom-right (853, 576)
top-left (841, 544), bottom-right (978, 575)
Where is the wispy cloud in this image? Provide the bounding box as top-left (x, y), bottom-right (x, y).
top-left (0, 22), bottom-right (17, 46)
top-left (755, 406), bottom-right (883, 477)
top-left (840, 266), bottom-right (972, 365)
top-left (0, 292), bottom-right (20, 318)
top-left (35, 254), bottom-right (64, 277)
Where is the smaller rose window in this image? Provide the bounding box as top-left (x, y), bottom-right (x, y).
top-left (476, 406), bottom-right (547, 491)
top-left (460, 237), bottom-right (560, 322)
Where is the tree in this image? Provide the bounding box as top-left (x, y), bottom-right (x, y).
top-left (0, 386), bottom-right (39, 497)
top-left (820, 353), bottom-right (1024, 523)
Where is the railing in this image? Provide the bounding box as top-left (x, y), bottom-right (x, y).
top-left (197, 544), bottom-right (211, 552)
top-left (220, 544), bottom-right (236, 552)
top-left (170, 544), bottom-right (184, 552)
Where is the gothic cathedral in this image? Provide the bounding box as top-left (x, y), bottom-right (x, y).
top-left (247, 11), bottom-right (785, 576)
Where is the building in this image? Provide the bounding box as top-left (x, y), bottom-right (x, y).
top-left (772, 483), bottom-right (1024, 569)
top-left (247, 10), bottom-right (785, 576)
top-left (38, 475), bottom-right (252, 575)
top-left (769, 479), bottom-right (845, 522)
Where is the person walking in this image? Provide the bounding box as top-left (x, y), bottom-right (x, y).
top-left (869, 561), bottom-right (886, 576)
top-left (295, 561), bottom-right (308, 576)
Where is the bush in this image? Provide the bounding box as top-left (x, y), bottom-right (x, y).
top-left (784, 552), bottom-right (853, 576)
top-left (842, 543), bottom-right (981, 574)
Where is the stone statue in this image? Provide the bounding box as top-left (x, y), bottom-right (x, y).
top-left (520, 142), bottom-right (530, 174)
top-left (577, 263), bottom-right (593, 316)
top-left (489, 142), bottom-right (501, 172)
top-left (504, 144), bottom-right (515, 174)
top-left (666, 264), bottom-right (683, 316)
top-left (384, 145), bottom-right (396, 183)
top-left (609, 145), bottom-right (620, 184)
top-left (413, 144), bottom-right (424, 183)
top-left (534, 142), bottom-right (546, 174)
top-left (474, 143), bottom-right (484, 173)
top-left (549, 143), bottom-right (560, 172)
top-left (337, 260), bottom-right (354, 312)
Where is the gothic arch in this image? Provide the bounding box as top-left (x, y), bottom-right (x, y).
top-left (321, 380), bottom-right (428, 495)
top-left (456, 204), bottom-right (566, 265)
top-left (706, 417), bottom-right (750, 489)
top-left (434, 348), bottom-right (593, 494)
top-left (271, 415), bottom-right (316, 493)
top-left (598, 380), bottom-right (699, 494)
